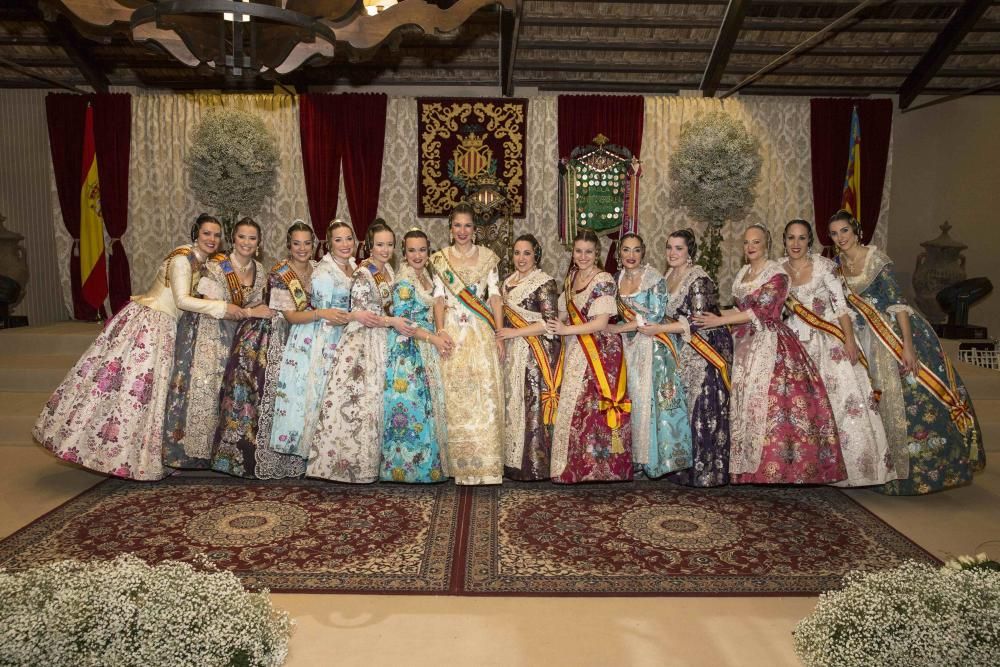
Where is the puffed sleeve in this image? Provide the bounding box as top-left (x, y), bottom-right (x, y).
top-left (588, 274), bottom-right (618, 317)
top-left (169, 256), bottom-right (227, 319)
top-left (879, 263), bottom-right (916, 318)
top-left (745, 272), bottom-right (788, 331)
top-left (432, 275), bottom-right (446, 300)
top-left (486, 267), bottom-right (500, 299)
top-left (822, 265), bottom-right (853, 320)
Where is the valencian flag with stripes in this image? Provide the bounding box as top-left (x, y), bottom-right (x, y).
top-left (841, 105), bottom-right (861, 225)
top-left (80, 103), bottom-right (108, 310)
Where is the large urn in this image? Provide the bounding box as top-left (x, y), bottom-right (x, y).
top-left (912, 221), bottom-right (966, 323)
top-left (0, 213), bottom-right (29, 310)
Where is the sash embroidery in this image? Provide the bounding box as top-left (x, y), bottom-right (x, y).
top-left (432, 251), bottom-right (497, 331)
top-left (504, 304), bottom-right (559, 425)
top-left (688, 332), bottom-right (732, 392)
top-left (841, 269), bottom-right (973, 434)
top-left (557, 273), bottom-right (631, 452)
top-left (216, 257), bottom-right (247, 307)
top-left (616, 298), bottom-right (679, 363)
top-left (273, 261), bottom-right (310, 312)
top-left (366, 261), bottom-right (393, 315)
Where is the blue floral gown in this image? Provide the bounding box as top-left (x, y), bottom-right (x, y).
top-left (381, 265), bottom-right (449, 483)
top-left (268, 255), bottom-right (355, 459)
top-left (841, 247), bottom-right (984, 495)
top-left (617, 265), bottom-right (693, 478)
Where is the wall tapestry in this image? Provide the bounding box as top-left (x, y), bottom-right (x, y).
top-left (417, 98), bottom-right (527, 218)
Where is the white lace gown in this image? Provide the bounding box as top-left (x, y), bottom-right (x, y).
top-left (784, 255), bottom-right (897, 486)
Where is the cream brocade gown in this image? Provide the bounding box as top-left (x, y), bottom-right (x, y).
top-left (431, 246), bottom-right (505, 485)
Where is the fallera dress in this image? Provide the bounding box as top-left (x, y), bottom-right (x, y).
top-left (617, 264), bottom-right (693, 478)
top-left (728, 260), bottom-right (846, 484)
top-left (841, 246), bottom-right (984, 495)
top-left (500, 268), bottom-right (561, 481)
top-left (430, 246), bottom-right (505, 485)
top-left (268, 255), bottom-right (354, 459)
top-left (162, 256), bottom-right (265, 469)
top-left (783, 254), bottom-right (896, 487)
top-left (662, 265), bottom-right (733, 487)
top-left (210, 259), bottom-right (311, 479)
top-left (34, 245), bottom-right (226, 480)
top-left (308, 260), bottom-right (394, 483)
top-left (551, 271), bottom-right (634, 484)
top-left (380, 264), bottom-right (449, 483)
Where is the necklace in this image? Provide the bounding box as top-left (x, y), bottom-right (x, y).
top-left (331, 255), bottom-right (349, 267)
top-left (230, 254), bottom-right (253, 274)
top-left (623, 267), bottom-right (641, 282)
top-left (451, 243), bottom-right (477, 259)
top-left (786, 257), bottom-right (809, 279)
top-left (744, 261), bottom-right (766, 283)
top-left (575, 267), bottom-right (599, 289)
top-left (508, 269), bottom-right (534, 286)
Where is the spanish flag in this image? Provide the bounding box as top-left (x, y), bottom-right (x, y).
top-left (80, 103), bottom-right (107, 310)
top-left (841, 105), bottom-right (861, 228)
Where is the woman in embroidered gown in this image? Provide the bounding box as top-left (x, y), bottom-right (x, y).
top-left (782, 220), bottom-right (895, 487)
top-left (694, 224), bottom-right (846, 485)
top-left (644, 229), bottom-right (732, 487)
top-left (269, 220), bottom-right (356, 460)
top-left (829, 211), bottom-right (984, 495)
top-left (430, 203), bottom-right (505, 485)
top-left (211, 221), bottom-right (315, 479)
top-left (310, 220), bottom-right (408, 482)
top-left (162, 218), bottom-right (271, 469)
top-left (34, 214), bottom-right (245, 480)
top-left (381, 229), bottom-right (452, 483)
top-left (496, 235), bottom-right (560, 481)
top-left (610, 233), bottom-right (692, 478)
top-left (546, 229), bottom-right (633, 483)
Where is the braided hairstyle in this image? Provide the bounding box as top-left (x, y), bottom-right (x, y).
top-left (513, 233), bottom-right (543, 267)
top-left (667, 228), bottom-right (698, 261)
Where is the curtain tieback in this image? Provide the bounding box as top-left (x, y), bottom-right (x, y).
top-left (72, 238), bottom-right (80, 257)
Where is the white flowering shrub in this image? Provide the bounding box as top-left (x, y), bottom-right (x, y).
top-left (793, 556), bottom-right (1000, 667)
top-left (188, 108), bottom-right (279, 232)
top-left (0, 554), bottom-right (293, 667)
top-left (669, 112), bottom-right (762, 281)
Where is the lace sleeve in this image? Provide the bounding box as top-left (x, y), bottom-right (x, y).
top-left (822, 266), bottom-right (852, 320)
top-left (169, 256), bottom-right (227, 319)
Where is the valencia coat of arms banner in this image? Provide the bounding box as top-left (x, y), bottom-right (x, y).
top-left (417, 98), bottom-right (528, 218)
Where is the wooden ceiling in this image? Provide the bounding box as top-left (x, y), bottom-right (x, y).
top-left (1, 0), bottom-right (999, 106)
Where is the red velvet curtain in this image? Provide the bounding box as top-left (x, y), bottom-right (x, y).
top-left (557, 95), bottom-right (645, 272)
top-left (45, 93), bottom-right (96, 320)
top-left (338, 93), bottom-right (387, 255)
top-left (299, 93), bottom-right (342, 257)
top-left (810, 98), bottom-right (893, 246)
top-left (93, 93), bottom-right (132, 314)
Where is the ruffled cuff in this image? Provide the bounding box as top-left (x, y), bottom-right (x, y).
top-left (887, 304), bottom-right (915, 320)
top-left (677, 315), bottom-right (693, 342)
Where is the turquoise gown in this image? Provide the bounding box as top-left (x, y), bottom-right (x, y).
top-left (381, 265), bottom-right (449, 483)
top-left (268, 255), bottom-right (355, 459)
top-left (617, 265), bottom-right (693, 478)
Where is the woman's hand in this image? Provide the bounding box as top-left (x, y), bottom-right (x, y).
top-left (430, 334), bottom-right (452, 358)
top-left (606, 323), bottom-right (624, 335)
top-left (438, 330), bottom-right (454, 349)
top-left (843, 338), bottom-right (860, 366)
top-left (692, 312), bottom-right (725, 329)
top-left (544, 318), bottom-right (568, 336)
top-left (317, 309), bottom-right (347, 326)
top-left (496, 339), bottom-right (506, 362)
top-left (354, 310), bottom-right (384, 328)
top-left (496, 327), bottom-right (519, 341)
top-left (224, 303), bottom-right (246, 320)
top-left (391, 317), bottom-right (417, 337)
top-left (247, 305), bottom-right (276, 319)
top-left (901, 342), bottom-right (920, 376)
top-left (637, 323), bottom-right (665, 337)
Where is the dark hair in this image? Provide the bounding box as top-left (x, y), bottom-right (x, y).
top-left (364, 219), bottom-right (395, 257)
top-left (231, 216), bottom-right (261, 244)
top-left (513, 233), bottom-right (542, 266)
top-left (618, 232), bottom-right (645, 263)
top-left (449, 202), bottom-right (476, 226)
top-left (667, 228), bottom-right (698, 261)
top-left (325, 219), bottom-right (354, 250)
top-left (285, 220), bottom-right (314, 250)
top-left (745, 223), bottom-right (772, 258)
top-left (190, 213), bottom-right (221, 242)
top-left (829, 209), bottom-right (863, 240)
top-left (783, 219), bottom-right (814, 249)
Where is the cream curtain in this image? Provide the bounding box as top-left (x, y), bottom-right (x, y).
top-left (50, 93), bottom-right (890, 308)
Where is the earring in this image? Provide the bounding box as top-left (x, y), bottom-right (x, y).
top-left (686, 257), bottom-right (693, 266)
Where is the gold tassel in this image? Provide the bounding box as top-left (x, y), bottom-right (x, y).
top-left (610, 427), bottom-right (624, 455)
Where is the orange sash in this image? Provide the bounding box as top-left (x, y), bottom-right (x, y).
top-left (616, 298), bottom-right (678, 363)
top-left (504, 305), bottom-right (559, 425)
top-left (843, 277), bottom-right (973, 434)
top-left (216, 257), bottom-right (247, 307)
top-left (688, 332), bottom-right (732, 392)
top-left (557, 278), bottom-right (631, 452)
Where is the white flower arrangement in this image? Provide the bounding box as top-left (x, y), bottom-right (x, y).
top-left (793, 555), bottom-right (1000, 667)
top-left (188, 108), bottom-right (279, 229)
top-left (0, 554), bottom-right (293, 666)
top-left (669, 112), bottom-right (762, 281)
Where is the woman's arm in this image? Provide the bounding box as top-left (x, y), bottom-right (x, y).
top-left (170, 257), bottom-right (234, 320)
top-left (548, 313), bottom-right (610, 336)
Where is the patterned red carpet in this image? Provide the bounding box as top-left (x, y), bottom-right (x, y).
top-left (0, 477), bottom-right (936, 595)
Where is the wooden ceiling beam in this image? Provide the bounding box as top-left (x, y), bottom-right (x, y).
top-left (41, 14), bottom-right (109, 93)
top-left (700, 0), bottom-right (749, 96)
top-left (522, 15), bottom-right (1000, 33)
top-left (898, 0), bottom-right (992, 108)
top-left (498, 0), bottom-right (522, 96)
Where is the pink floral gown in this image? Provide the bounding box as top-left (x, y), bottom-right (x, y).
top-left (729, 261), bottom-right (846, 484)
